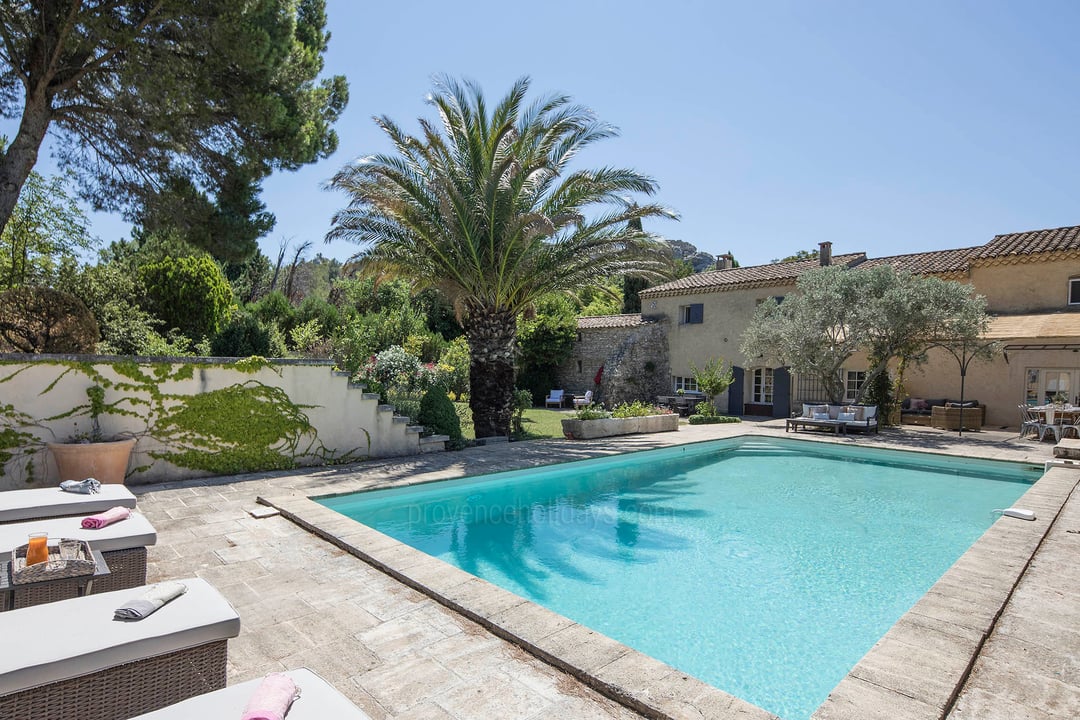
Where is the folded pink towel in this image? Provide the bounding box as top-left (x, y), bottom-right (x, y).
top-left (241, 673), bottom-right (299, 720)
top-left (81, 506), bottom-right (131, 529)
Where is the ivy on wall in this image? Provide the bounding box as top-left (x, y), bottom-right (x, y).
top-left (0, 358), bottom-right (367, 483)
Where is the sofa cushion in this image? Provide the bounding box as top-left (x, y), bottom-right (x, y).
top-left (128, 668), bottom-right (369, 719)
top-left (926, 398), bottom-right (946, 409)
top-left (812, 412), bottom-right (830, 421)
top-left (0, 485), bottom-right (137, 524)
top-left (0, 577), bottom-right (240, 695)
top-left (841, 405), bottom-right (865, 421)
top-left (0, 512), bottom-right (156, 562)
top-left (946, 400), bottom-right (979, 408)
top-left (837, 412), bottom-right (856, 422)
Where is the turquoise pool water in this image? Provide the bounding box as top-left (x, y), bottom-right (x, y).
top-left (320, 438), bottom-right (1038, 720)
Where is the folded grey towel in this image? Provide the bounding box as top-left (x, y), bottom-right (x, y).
top-left (60, 478), bottom-right (101, 495)
top-left (114, 582), bottom-right (187, 621)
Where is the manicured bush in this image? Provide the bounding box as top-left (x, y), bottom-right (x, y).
top-left (0, 286), bottom-right (99, 353)
top-left (418, 387), bottom-right (463, 442)
top-left (688, 415), bottom-right (741, 425)
top-left (211, 313), bottom-right (286, 357)
top-left (139, 254), bottom-right (233, 341)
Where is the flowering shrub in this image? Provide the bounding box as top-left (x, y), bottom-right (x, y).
top-left (574, 404), bottom-right (611, 420)
top-left (355, 345), bottom-right (446, 396)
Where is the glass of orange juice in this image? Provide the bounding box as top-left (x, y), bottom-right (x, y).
top-left (26, 532), bottom-right (49, 566)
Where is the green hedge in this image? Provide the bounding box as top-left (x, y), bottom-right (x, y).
top-left (688, 415), bottom-right (741, 425)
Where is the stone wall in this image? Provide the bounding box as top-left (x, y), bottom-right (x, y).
top-left (556, 317), bottom-right (670, 407)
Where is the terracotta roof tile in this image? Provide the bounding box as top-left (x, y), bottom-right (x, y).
top-left (977, 225), bottom-right (1080, 259)
top-left (640, 253), bottom-right (867, 297)
top-left (857, 247), bottom-right (981, 275)
top-left (576, 314), bottom-right (657, 329)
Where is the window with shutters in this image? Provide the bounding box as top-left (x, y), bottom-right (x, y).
top-left (679, 303), bottom-right (704, 324)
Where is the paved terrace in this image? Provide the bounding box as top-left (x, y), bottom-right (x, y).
top-left (132, 421), bottom-right (1080, 719)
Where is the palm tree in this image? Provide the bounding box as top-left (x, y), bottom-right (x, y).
top-left (327, 76), bottom-right (675, 438)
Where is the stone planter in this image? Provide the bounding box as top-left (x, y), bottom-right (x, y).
top-left (47, 438), bottom-right (137, 485)
top-left (561, 414), bottom-right (679, 440)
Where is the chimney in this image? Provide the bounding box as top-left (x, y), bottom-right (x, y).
top-left (715, 253), bottom-right (733, 271)
top-left (819, 241), bottom-right (832, 266)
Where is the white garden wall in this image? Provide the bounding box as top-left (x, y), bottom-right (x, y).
top-left (0, 356), bottom-right (431, 490)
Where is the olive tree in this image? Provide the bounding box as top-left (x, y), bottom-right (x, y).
top-left (741, 264), bottom-right (991, 404)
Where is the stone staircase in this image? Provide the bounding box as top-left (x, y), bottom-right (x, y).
top-left (331, 371), bottom-right (448, 456)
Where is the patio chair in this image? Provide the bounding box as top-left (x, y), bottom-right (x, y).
top-left (544, 389), bottom-right (564, 408)
top-left (1018, 405), bottom-right (1041, 439)
top-left (0, 485), bottom-right (137, 524)
top-left (0, 577), bottom-right (240, 720)
top-left (129, 668), bottom-right (371, 719)
top-left (1038, 407), bottom-right (1063, 443)
top-left (0, 512), bottom-right (156, 604)
top-left (573, 390), bottom-right (593, 409)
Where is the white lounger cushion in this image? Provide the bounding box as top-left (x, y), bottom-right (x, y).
top-left (0, 485), bottom-right (137, 523)
top-left (0, 577), bottom-right (239, 695)
top-left (0, 512), bottom-right (156, 562)
top-left (129, 668), bottom-right (370, 719)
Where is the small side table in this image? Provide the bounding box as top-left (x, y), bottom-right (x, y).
top-left (1, 550), bottom-right (111, 611)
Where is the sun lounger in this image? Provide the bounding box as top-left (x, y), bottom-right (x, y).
top-left (0, 485), bottom-right (137, 523)
top-left (0, 512), bottom-right (156, 602)
top-left (128, 667), bottom-right (371, 719)
top-left (0, 577), bottom-right (240, 720)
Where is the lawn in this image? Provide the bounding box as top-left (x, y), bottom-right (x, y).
top-left (454, 403), bottom-right (570, 441)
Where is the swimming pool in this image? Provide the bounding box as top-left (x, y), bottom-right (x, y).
top-left (320, 437), bottom-right (1038, 719)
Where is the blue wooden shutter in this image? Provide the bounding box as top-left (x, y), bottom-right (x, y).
top-left (728, 366), bottom-right (744, 415)
top-left (773, 367), bottom-right (791, 418)
top-left (689, 303), bottom-right (704, 324)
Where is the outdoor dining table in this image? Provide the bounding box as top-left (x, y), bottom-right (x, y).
top-left (1029, 404), bottom-right (1080, 422)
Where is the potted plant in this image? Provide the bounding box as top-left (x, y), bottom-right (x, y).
top-left (46, 385), bottom-right (136, 485)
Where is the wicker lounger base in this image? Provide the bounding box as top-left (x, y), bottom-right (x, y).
top-left (90, 546), bottom-right (148, 595)
top-left (4, 547), bottom-right (148, 610)
top-left (0, 639), bottom-right (227, 720)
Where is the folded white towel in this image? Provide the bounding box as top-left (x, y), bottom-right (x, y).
top-left (114, 582), bottom-right (188, 621)
top-left (60, 478), bottom-right (101, 494)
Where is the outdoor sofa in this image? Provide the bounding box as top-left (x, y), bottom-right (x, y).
top-left (0, 577), bottom-right (240, 720)
top-left (0, 512), bottom-right (156, 603)
top-left (900, 398), bottom-right (983, 430)
top-left (787, 403), bottom-right (879, 434)
top-left (930, 403), bottom-right (984, 431)
top-left (130, 667), bottom-right (371, 719)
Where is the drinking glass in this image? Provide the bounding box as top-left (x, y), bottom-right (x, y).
top-left (26, 532), bottom-right (49, 566)
top-left (59, 539), bottom-right (81, 562)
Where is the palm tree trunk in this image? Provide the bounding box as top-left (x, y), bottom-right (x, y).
top-left (466, 308), bottom-right (517, 438)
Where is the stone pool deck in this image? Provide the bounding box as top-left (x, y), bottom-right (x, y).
top-left (132, 421), bottom-right (1079, 719)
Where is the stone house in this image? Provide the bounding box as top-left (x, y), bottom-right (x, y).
top-left (554, 314), bottom-right (669, 408)
top-left (567, 224), bottom-right (1080, 427)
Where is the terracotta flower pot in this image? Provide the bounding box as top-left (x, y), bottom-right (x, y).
top-left (47, 438), bottom-right (137, 485)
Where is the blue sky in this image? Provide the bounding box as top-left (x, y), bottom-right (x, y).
top-left (13, 0), bottom-right (1080, 267)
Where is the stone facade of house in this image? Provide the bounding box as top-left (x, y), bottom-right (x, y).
top-left (583, 225), bottom-right (1080, 427)
top-left (555, 315), bottom-right (670, 407)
